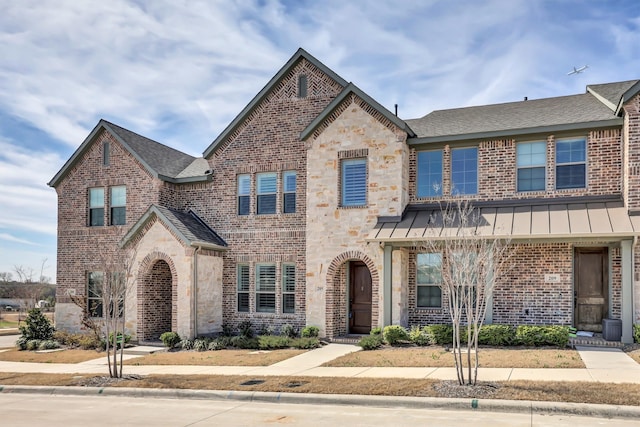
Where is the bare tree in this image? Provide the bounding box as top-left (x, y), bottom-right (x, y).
top-left (421, 200), bottom-right (512, 385)
top-left (13, 259), bottom-right (51, 309)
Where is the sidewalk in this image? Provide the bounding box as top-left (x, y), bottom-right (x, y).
top-left (0, 339), bottom-right (639, 383)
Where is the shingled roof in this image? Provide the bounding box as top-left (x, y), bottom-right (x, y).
top-left (121, 205), bottom-right (227, 250)
top-left (405, 81), bottom-right (629, 144)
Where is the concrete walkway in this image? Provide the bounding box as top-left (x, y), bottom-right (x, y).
top-left (0, 336), bottom-right (639, 384)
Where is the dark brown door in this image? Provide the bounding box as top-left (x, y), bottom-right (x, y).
top-left (349, 261), bottom-right (372, 334)
top-left (574, 247), bottom-right (608, 332)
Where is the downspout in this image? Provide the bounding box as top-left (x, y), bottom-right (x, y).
top-left (192, 245), bottom-right (201, 339)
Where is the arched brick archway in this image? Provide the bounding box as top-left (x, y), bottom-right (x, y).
top-left (325, 251), bottom-right (379, 338)
top-left (137, 252), bottom-right (178, 342)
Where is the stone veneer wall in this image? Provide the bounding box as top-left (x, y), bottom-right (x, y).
top-left (306, 98), bottom-right (409, 337)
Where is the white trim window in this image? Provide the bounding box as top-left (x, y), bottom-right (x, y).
top-left (283, 171), bottom-right (296, 214)
top-left (517, 142), bottom-right (546, 192)
top-left (341, 158), bottom-right (367, 207)
top-left (89, 188), bottom-right (104, 226)
top-left (237, 264), bottom-right (249, 312)
top-left (556, 138), bottom-right (586, 189)
top-left (110, 186), bottom-right (126, 225)
top-left (416, 253), bottom-right (442, 308)
top-left (282, 264), bottom-right (295, 314)
top-left (256, 264), bottom-right (276, 312)
top-left (237, 174), bottom-right (250, 215)
top-left (257, 172), bottom-right (277, 215)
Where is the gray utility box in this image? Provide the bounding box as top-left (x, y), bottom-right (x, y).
top-left (602, 318), bottom-right (622, 341)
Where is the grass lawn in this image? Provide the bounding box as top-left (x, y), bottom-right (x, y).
top-left (323, 347), bottom-right (586, 369)
top-left (0, 320), bottom-right (18, 329)
top-left (125, 349), bottom-right (307, 366)
top-left (0, 349), bottom-right (105, 364)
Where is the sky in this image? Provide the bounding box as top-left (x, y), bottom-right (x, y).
top-left (1, 0), bottom-right (639, 283)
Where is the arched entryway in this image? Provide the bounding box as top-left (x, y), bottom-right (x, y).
top-left (138, 255), bottom-right (176, 342)
top-left (325, 251), bottom-right (379, 338)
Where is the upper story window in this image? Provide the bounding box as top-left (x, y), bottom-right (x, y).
top-left (237, 174), bottom-right (250, 215)
top-left (416, 253), bottom-right (442, 308)
top-left (283, 171), bottom-right (296, 214)
top-left (417, 150), bottom-right (443, 197)
top-left (103, 142), bottom-right (110, 166)
top-left (237, 264), bottom-right (249, 313)
top-left (556, 138), bottom-right (586, 189)
top-left (88, 188), bottom-right (104, 226)
top-left (298, 75), bottom-right (308, 98)
top-left (451, 147), bottom-right (478, 195)
top-left (110, 186), bottom-right (126, 225)
top-left (257, 172), bottom-right (277, 215)
top-left (282, 263), bottom-right (296, 314)
top-left (256, 264), bottom-right (276, 313)
top-left (517, 141), bottom-right (546, 192)
top-left (341, 158), bottom-right (367, 207)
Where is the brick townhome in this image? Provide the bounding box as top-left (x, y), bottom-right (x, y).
top-left (49, 49), bottom-right (640, 343)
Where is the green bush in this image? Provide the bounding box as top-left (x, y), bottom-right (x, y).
top-left (221, 323), bottom-right (234, 337)
top-left (19, 308), bottom-right (54, 341)
top-left (383, 325), bottom-right (410, 345)
top-left (370, 327), bottom-right (382, 336)
top-left (15, 336), bottom-right (28, 350)
top-left (193, 338), bottom-right (209, 352)
top-left (291, 337), bottom-right (321, 349)
top-left (301, 326), bottom-right (319, 338)
top-left (38, 340), bottom-right (60, 350)
top-left (478, 325), bottom-right (515, 346)
top-left (258, 335), bottom-right (291, 349)
top-left (107, 332), bottom-right (131, 349)
top-left (238, 320), bottom-right (254, 338)
top-left (160, 332), bottom-right (181, 349)
top-left (258, 324), bottom-right (275, 336)
top-left (634, 324), bottom-right (640, 344)
top-left (515, 325), bottom-right (569, 347)
top-left (425, 324), bottom-right (454, 345)
top-left (78, 334), bottom-right (102, 350)
top-left (208, 340), bottom-right (225, 351)
top-left (180, 339), bottom-right (193, 350)
top-left (409, 325), bottom-right (433, 346)
top-left (214, 336), bottom-right (232, 348)
top-left (358, 335), bottom-right (383, 350)
top-left (26, 339), bottom-right (42, 351)
top-left (230, 336), bottom-right (259, 349)
top-left (280, 324), bottom-right (298, 339)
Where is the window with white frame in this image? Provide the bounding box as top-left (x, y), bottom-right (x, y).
top-left (237, 174), bottom-right (250, 215)
top-left (256, 264), bottom-right (276, 312)
top-left (283, 171), bottom-right (296, 214)
top-left (110, 186), bottom-right (126, 225)
top-left (237, 264), bottom-right (249, 312)
top-left (257, 172), bottom-right (277, 214)
top-left (517, 141), bottom-right (546, 191)
top-left (341, 158), bottom-right (367, 207)
top-left (282, 263), bottom-right (295, 314)
top-left (416, 253), bottom-right (442, 308)
top-left (451, 147), bottom-right (478, 195)
top-left (417, 150), bottom-right (443, 197)
top-left (556, 138), bottom-right (586, 189)
top-left (88, 188), bottom-right (104, 226)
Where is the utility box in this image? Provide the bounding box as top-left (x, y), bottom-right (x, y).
top-left (602, 318), bottom-right (622, 341)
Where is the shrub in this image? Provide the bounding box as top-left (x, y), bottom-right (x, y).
top-left (478, 325), bottom-right (516, 346)
top-left (214, 336), bottom-right (232, 348)
top-left (180, 339), bottom-right (194, 350)
top-left (409, 325), bottom-right (433, 346)
top-left (515, 325), bottom-right (569, 347)
top-left (383, 325), bottom-right (409, 346)
top-left (238, 320), bottom-right (254, 338)
top-left (208, 340), bottom-right (225, 351)
top-left (230, 336), bottom-right (259, 349)
top-left (26, 339), bottom-right (42, 351)
top-left (280, 324), bottom-right (298, 339)
top-left (301, 326), bottom-right (319, 338)
top-left (15, 336), bottom-right (28, 351)
top-left (38, 340), bottom-right (60, 350)
top-left (425, 324), bottom-right (454, 345)
top-left (193, 338), bottom-right (209, 352)
top-left (634, 324), bottom-right (640, 344)
top-left (291, 337), bottom-right (321, 349)
top-left (19, 308), bottom-right (54, 341)
top-left (358, 335), bottom-right (383, 350)
top-left (370, 327), bottom-right (382, 336)
top-left (258, 335), bottom-right (291, 349)
top-left (221, 323), bottom-right (234, 337)
top-left (258, 324), bottom-right (275, 336)
top-left (78, 334), bottom-right (102, 350)
top-left (160, 332), bottom-right (181, 349)
top-left (107, 332), bottom-right (131, 349)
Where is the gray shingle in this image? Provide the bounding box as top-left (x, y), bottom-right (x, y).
top-left (587, 80), bottom-right (638, 107)
top-left (155, 206), bottom-right (227, 248)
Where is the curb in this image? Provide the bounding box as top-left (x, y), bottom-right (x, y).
top-left (1, 385), bottom-right (639, 420)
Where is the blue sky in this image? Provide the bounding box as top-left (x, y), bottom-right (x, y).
top-left (1, 0), bottom-right (639, 282)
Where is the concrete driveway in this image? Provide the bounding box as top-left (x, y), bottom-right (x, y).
top-left (0, 333), bottom-right (18, 349)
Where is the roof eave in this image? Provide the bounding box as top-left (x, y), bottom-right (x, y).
top-left (203, 48), bottom-right (349, 158)
top-left (190, 240), bottom-right (228, 251)
top-left (368, 232), bottom-right (640, 245)
top-left (300, 82), bottom-right (416, 141)
top-left (157, 174), bottom-right (212, 184)
top-left (615, 80), bottom-right (640, 115)
top-left (407, 119), bottom-right (623, 146)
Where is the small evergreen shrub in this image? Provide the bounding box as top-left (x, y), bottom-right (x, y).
top-left (221, 323), bottom-right (234, 337)
top-left (515, 325), bottom-right (569, 347)
top-left (280, 324), bottom-right (298, 339)
top-left (425, 324), bottom-right (454, 345)
top-left (370, 327), bottom-right (382, 336)
top-left (230, 335), bottom-right (259, 349)
top-left (208, 340), bottom-right (225, 351)
top-left (258, 335), bottom-right (291, 349)
top-left (78, 335), bottom-right (102, 350)
top-left (409, 325), bottom-right (433, 346)
top-left (19, 308), bottom-right (54, 341)
top-left (478, 325), bottom-right (516, 346)
top-left (215, 336), bottom-right (232, 348)
top-left (238, 320), bottom-right (254, 338)
top-left (358, 335), bottom-right (383, 350)
top-left (634, 324), bottom-right (640, 344)
top-left (26, 339), bottom-right (42, 351)
top-left (38, 340), bottom-right (60, 350)
top-left (301, 326), bottom-right (319, 338)
top-left (160, 332), bottom-right (181, 349)
top-left (291, 337), bottom-right (321, 349)
top-left (258, 324), bottom-right (275, 336)
top-left (382, 325), bottom-right (409, 345)
top-left (193, 338), bottom-right (209, 352)
top-left (15, 336), bottom-right (28, 350)
top-left (180, 339), bottom-right (194, 350)
top-left (107, 332), bottom-right (131, 349)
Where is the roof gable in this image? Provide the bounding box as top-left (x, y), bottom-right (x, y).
top-left (48, 120), bottom-right (202, 188)
top-left (121, 205), bottom-right (227, 250)
top-left (587, 80), bottom-right (638, 111)
top-left (203, 48), bottom-right (348, 158)
top-left (300, 82), bottom-right (416, 141)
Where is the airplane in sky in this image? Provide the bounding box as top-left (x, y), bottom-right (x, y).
top-left (567, 65), bottom-right (589, 75)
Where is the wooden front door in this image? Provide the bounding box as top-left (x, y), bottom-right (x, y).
top-left (349, 261), bottom-right (372, 334)
top-left (574, 247), bottom-right (608, 332)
